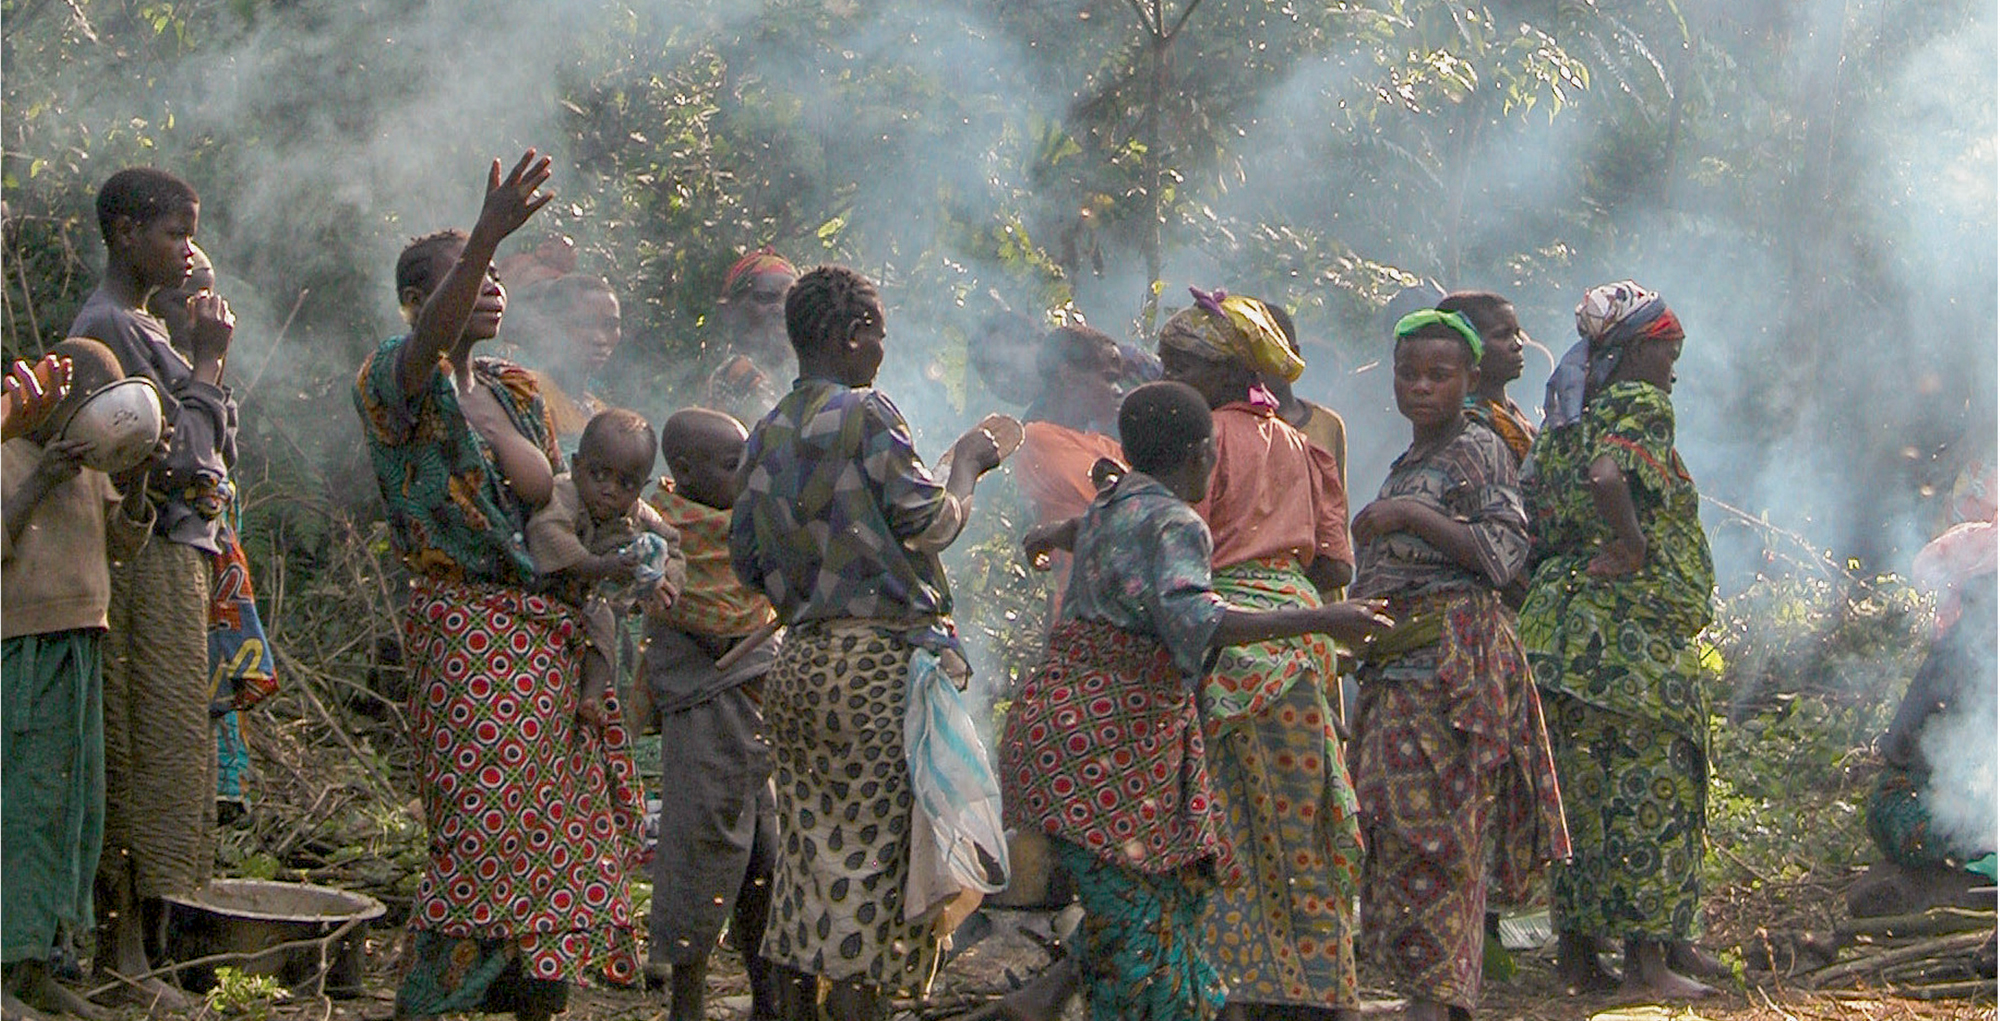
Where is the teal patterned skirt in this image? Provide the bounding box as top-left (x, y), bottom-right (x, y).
top-left (1054, 838), bottom-right (1223, 1021)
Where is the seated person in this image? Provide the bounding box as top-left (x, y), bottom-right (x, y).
top-left (1856, 531), bottom-right (1998, 914)
top-left (527, 408), bottom-right (685, 726)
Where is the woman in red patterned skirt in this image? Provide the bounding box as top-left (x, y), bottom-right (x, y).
top-left (353, 153), bottom-right (648, 1021)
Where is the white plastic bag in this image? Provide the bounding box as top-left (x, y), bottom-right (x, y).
top-left (903, 648), bottom-right (1010, 928)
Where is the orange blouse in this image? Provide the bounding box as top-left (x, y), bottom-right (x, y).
top-left (1194, 402), bottom-right (1351, 572)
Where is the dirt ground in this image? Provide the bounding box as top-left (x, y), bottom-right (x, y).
top-left (111, 885), bottom-right (1992, 1021)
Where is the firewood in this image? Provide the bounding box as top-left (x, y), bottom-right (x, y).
top-left (1801, 929), bottom-right (1994, 989)
top-left (1892, 980), bottom-right (1996, 1001)
top-left (1836, 905), bottom-right (1995, 942)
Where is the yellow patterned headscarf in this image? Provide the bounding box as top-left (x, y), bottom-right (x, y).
top-left (1156, 287), bottom-right (1305, 383)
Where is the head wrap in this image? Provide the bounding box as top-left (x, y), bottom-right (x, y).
top-left (1156, 286), bottom-right (1305, 383)
top-left (1543, 280), bottom-right (1684, 429)
top-left (1392, 309), bottom-right (1483, 365)
top-left (722, 246), bottom-right (797, 298)
top-left (1382, 280), bottom-right (1447, 338)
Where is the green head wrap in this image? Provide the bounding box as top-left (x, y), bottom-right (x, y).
top-left (1393, 309), bottom-right (1483, 365)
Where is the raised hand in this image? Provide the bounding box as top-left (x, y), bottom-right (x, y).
top-left (2, 354), bottom-right (72, 441)
top-left (473, 149), bottom-right (555, 244)
top-left (950, 425), bottom-right (1004, 477)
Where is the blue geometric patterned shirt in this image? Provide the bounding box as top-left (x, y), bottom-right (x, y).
top-left (730, 377), bottom-right (956, 634)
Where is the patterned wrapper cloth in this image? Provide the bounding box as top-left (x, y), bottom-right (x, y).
top-left (758, 620), bottom-right (941, 994)
top-left (1521, 374), bottom-right (1713, 944)
top-left (1352, 590), bottom-right (1568, 1011)
top-left (395, 578), bottom-right (645, 1014)
top-left (1198, 558), bottom-right (1364, 1009)
top-left (1002, 618), bottom-right (1230, 1020)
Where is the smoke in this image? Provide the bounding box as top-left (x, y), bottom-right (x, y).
top-left (8, 0), bottom-right (1992, 707)
top-left (1918, 659), bottom-right (1999, 861)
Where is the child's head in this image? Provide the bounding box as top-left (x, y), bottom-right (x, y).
top-left (1437, 290), bottom-right (1525, 391)
top-left (396, 229), bottom-right (507, 341)
top-left (147, 242), bottom-right (215, 345)
top-left (1391, 310), bottom-right (1481, 432)
top-left (1118, 381), bottom-right (1216, 501)
top-left (574, 408), bottom-right (657, 525)
top-left (661, 408), bottom-right (749, 511)
top-left (32, 338), bottom-right (126, 445)
top-left (97, 168), bottom-right (200, 292)
top-left (785, 265), bottom-right (885, 388)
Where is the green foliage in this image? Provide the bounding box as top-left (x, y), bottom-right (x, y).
top-left (1702, 570), bottom-right (1931, 882)
top-left (204, 967), bottom-right (291, 1020)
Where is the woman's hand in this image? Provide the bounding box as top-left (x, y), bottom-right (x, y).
top-left (1351, 498), bottom-right (1414, 544)
top-left (1317, 598), bottom-right (1395, 644)
top-left (949, 425), bottom-right (1004, 478)
top-left (473, 150), bottom-right (555, 244)
top-left (1586, 536), bottom-right (1647, 578)
top-left (641, 577), bottom-right (676, 616)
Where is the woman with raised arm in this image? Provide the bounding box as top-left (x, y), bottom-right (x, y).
top-left (354, 152), bottom-right (644, 1021)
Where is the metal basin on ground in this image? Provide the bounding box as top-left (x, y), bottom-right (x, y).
top-left (162, 878), bottom-right (386, 998)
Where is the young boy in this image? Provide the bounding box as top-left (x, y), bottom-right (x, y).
top-left (729, 265), bottom-right (1006, 1021)
top-left (70, 167), bottom-right (238, 1004)
top-left (642, 407), bottom-right (783, 1021)
top-left (4, 339), bottom-right (159, 1020)
top-left (526, 407), bottom-right (686, 727)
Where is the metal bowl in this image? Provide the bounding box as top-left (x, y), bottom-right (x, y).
top-left (57, 377), bottom-right (162, 473)
top-left (162, 878), bottom-right (387, 998)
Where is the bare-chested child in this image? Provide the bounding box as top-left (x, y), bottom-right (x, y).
top-left (527, 408), bottom-right (686, 727)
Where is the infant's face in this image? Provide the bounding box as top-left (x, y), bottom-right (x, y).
top-left (574, 435), bottom-right (653, 525)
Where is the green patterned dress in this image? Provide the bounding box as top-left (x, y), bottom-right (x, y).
top-left (1518, 380), bottom-right (1714, 941)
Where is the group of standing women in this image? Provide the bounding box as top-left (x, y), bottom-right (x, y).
top-left (1004, 278), bottom-right (1715, 1021)
top-left (353, 148), bottom-right (1716, 1021)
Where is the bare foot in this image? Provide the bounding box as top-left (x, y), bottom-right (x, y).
top-left (1623, 939), bottom-right (1716, 1000)
top-left (1554, 931), bottom-right (1619, 994)
top-left (1668, 940), bottom-right (1732, 981)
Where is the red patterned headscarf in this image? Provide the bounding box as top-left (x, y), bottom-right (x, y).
top-left (722, 247), bottom-right (797, 298)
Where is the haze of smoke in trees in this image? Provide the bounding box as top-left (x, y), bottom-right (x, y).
top-left (15, 1), bottom-right (1991, 734)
